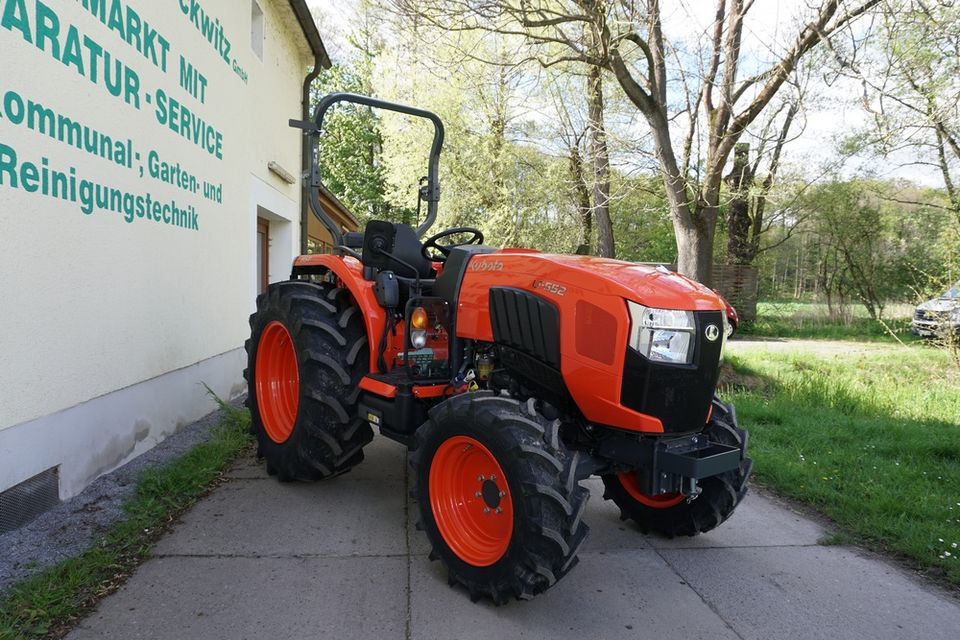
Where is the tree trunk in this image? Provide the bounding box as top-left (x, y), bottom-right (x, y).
top-left (486, 67), bottom-right (516, 246)
top-left (794, 234), bottom-right (804, 299)
top-left (587, 65), bottom-right (615, 258)
top-left (644, 106), bottom-right (716, 284)
top-left (569, 146), bottom-right (593, 253)
top-left (725, 143), bottom-right (754, 264)
top-left (674, 212), bottom-right (715, 285)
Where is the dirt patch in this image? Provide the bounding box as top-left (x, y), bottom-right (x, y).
top-left (717, 361), bottom-right (769, 393)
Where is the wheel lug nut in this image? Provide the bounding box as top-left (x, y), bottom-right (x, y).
top-left (477, 475), bottom-right (485, 482)
top-left (475, 491), bottom-right (482, 497)
top-left (495, 507), bottom-right (502, 514)
top-left (483, 507), bottom-right (490, 513)
top-left (490, 474), bottom-right (497, 481)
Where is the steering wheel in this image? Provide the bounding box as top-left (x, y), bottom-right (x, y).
top-left (421, 227), bottom-right (484, 263)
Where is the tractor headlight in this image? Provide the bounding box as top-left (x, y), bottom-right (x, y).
top-left (411, 330), bottom-right (428, 349)
top-left (627, 302), bottom-right (696, 364)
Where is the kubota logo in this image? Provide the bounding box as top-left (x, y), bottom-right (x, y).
top-left (705, 324), bottom-right (720, 342)
top-left (470, 260), bottom-right (504, 272)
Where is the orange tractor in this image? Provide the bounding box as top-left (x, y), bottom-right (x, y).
top-left (247, 94), bottom-right (751, 603)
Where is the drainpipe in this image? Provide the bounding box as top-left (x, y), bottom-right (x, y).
top-left (300, 58), bottom-right (321, 255)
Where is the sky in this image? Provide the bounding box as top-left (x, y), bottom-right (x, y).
top-left (307, 0), bottom-right (943, 187)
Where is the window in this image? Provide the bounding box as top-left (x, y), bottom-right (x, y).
top-left (307, 236), bottom-right (332, 255)
top-left (251, 1), bottom-right (264, 61)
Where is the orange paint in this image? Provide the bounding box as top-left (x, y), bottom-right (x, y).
top-left (617, 471), bottom-right (685, 508)
top-left (454, 252), bottom-right (722, 432)
top-left (358, 376), bottom-right (397, 398)
top-left (255, 321), bottom-right (300, 444)
top-left (429, 435), bottom-right (513, 566)
top-left (293, 254), bottom-right (387, 373)
top-left (413, 384), bottom-right (451, 399)
top-left (293, 250), bottom-right (723, 434)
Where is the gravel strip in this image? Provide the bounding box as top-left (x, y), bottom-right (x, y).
top-left (0, 398), bottom-right (244, 594)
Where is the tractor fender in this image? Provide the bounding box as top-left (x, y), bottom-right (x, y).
top-left (291, 254), bottom-right (387, 373)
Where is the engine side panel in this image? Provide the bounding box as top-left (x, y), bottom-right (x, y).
top-left (455, 252), bottom-right (726, 433)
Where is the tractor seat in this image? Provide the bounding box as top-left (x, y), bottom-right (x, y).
top-left (392, 223), bottom-right (434, 279)
top-left (361, 220), bottom-right (434, 280)
top-left (360, 220), bottom-right (435, 308)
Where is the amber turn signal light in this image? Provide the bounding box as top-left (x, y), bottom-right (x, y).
top-left (411, 307), bottom-right (429, 330)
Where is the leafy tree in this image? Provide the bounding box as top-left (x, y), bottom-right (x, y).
top-left (611, 174), bottom-right (675, 263)
top-left (852, 1), bottom-right (960, 219)
top-left (311, 66), bottom-right (391, 223)
top-left (760, 178), bottom-right (955, 317)
top-left (387, 0), bottom-right (881, 284)
top-left (310, 3), bottom-right (391, 224)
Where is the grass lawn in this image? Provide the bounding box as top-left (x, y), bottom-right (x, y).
top-left (740, 300), bottom-right (918, 341)
top-left (723, 344), bottom-right (960, 586)
top-left (0, 399), bottom-right (251, 640)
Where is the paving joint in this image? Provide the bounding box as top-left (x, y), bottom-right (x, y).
top-left (151, 552), bottom-right (426, 560)
top-left (613, 543), bottom-right (825, 552)
top-left (651, 545), bottom-right (748, 640)
top-left (404, 451), bottom-right (414, 640)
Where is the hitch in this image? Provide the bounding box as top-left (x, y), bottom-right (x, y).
top-left (596, 431), bottom-right (742, 499)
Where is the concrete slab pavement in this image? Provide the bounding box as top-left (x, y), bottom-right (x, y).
top-left (662, 546), bottom-right (960, 640)
top-left (68, 556), bottom-right (407, 640)
top-left (66, 436), bottom-right (960, 640)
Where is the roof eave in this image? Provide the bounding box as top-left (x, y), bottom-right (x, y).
top-left (288, 0), bottom-right (332, 68)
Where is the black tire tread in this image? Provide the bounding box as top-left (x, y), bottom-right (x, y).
top-left (410, 393), bottom-right (589, 604)
top-left (245, 279), bottom-right (373, 482)
top-left (601, 397), bottom-right (751, 537)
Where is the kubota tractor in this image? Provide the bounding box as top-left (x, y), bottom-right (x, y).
top-left (246, 94), bottom-right (752, 603)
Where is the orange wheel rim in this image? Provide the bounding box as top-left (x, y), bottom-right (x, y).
top-left (429, 435), bottom-right (513, 567)
top-left (617, 471), bottom-right (684, 508)
top-left (255, 321), bottom-right (300, 443)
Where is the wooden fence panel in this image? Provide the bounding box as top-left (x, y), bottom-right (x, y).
top-left (713, 264), bottom-right (759, 323)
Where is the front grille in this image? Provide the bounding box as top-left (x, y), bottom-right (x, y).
top-left (0, 467), bottom-right (60, 533)
top-left (915, 310), bottom-right (949, 322)
top-left (489, 287), bottom-right (561, 368)
top-left (620, 310), bottom-right (724, 433)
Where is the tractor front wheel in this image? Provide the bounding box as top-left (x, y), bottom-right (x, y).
top-left (601, 398), bottom-right (752, 537)
top-left (411, 393), bottom-right (589, 604)
top-left (245, 280), bottom-right (372, 481)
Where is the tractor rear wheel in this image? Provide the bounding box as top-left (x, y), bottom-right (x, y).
top-left (601, 398), bottom-right (752, 537)
top-left (245, 280), bottom-right (372, 481)
top-left (411, 393), bottom-right (590, 604)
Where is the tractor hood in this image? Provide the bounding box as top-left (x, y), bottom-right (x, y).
top-left (499, 251), bottom-right (725, 312)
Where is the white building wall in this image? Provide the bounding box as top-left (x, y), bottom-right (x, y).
top-left (0, 0), bottom-right (313, 498)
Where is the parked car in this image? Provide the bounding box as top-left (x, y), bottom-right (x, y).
top-left (715, 291), bottom-right (739, 337)
top-left (912, 281), bottom-right (960, 337)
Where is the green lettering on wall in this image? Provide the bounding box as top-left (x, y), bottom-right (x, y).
top-left (2, 0), bottom-right (32, 43)
top-left (34, 1), bottom-right (61, 58)
top-left (0, 142), bottom-right (18, 186)
top-left (20, 159), bottom-right (39, 192)
top-left (179, 56), bottom-right (207, 104)
top-left (62, 25), bottom-right (85, 74)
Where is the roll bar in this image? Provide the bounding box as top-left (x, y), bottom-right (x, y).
top-left (290, 92), bottom-right (445, 248)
